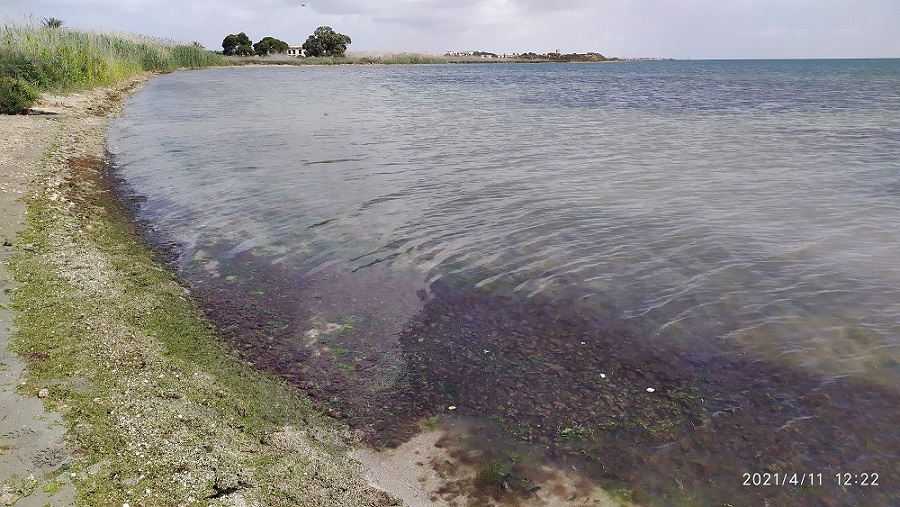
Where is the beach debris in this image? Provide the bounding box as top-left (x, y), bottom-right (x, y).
top-left (600, 373), bottom-right (606, 379)
top-left (646, 387), bottom-right (655, 393)
top-left (448, 405), bottom-right (457, 411)
top-left (38, 387), bottom-right (49, 398)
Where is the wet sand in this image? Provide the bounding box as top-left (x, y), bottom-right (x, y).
top-left (0, 93), bottom-right (88, 506)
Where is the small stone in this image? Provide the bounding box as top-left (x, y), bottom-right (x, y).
top-left (646, 387), bottom-right (655, 393)
top-left (600, 373), bottom-right (606, 379)
top-left (38, 388), bottom-right (49, 398)
top-left (448, 405), bottom-right (457, 411)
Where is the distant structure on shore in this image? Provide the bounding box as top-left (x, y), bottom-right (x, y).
top-left (445, 50), bottom-right (614, 62)
top-left (286, 45), bottom-right (306, 57)
top-left (444, 51), bottom-right (501, 58)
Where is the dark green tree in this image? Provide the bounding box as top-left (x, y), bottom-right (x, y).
top-left (222, 32), bottom-right (253, 56)
top-left (222, 34), bottom-right (238, 55)
top-left (301, 26), bottom-right (351, 57)
top-left (253, 36), bottom-right (289, 56)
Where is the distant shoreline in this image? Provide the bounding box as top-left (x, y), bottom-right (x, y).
top-left (222, 51), bottom-right (626, 66)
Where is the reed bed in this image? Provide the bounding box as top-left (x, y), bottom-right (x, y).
top-left (0, 21), bottom-right (228, 92)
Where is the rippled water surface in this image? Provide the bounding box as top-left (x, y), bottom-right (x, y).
top-left (111, 60), bottom-right (900, 505)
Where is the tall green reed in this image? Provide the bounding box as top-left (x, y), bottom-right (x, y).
top-left (0, 20), bottom-right (228, 92)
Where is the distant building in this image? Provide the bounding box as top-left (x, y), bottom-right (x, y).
top-left (444, 51), bottom-right (499, 58)
top-left (287, 45), bottom-right (306, 57)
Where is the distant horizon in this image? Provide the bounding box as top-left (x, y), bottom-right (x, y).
top-left (3, 1), bottom-right (899, 60)
top-left (337, 51), bottom-right (900, 62)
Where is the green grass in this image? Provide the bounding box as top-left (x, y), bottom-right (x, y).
top-left (0, 20), bottom-right (228, 93)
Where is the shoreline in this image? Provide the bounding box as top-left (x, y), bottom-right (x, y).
top-left (0, 70), bottom-right (628, 507)
top-left (0, 74), bottom-right (400, 506)
top-left (7, 67), bottom-right (895, 507)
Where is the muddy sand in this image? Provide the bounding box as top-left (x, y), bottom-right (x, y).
top-left (0, 88), bottom-right (78, 507)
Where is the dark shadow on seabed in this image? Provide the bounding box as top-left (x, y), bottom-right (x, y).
top-left (166, 243), bottom-right (899, 507)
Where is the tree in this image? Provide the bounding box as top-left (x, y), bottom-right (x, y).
top-left (254, 36), bottom-right (289, 56)
top-left (41, 17), bottom-right (64, 29)
top-left (222, 34), bottom-right (238, 55)
top-left (222, 32), bottom-right (253, 56)
top-left (302, 26), bottom-right (351, 57)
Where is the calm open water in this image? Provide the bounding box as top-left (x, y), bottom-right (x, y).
top-left (110, 60), bottom-right (899, 505)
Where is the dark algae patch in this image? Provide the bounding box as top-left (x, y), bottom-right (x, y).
top-left (134, 238), bottom-right (899, 506)
top-left (397, 282), bottom-right (899, 506)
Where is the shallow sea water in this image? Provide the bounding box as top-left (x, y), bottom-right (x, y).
top-left (110, 60), bottom-right (900, 505)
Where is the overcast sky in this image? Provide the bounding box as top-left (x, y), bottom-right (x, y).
top-left (3, 0), bottom-right (899, 59)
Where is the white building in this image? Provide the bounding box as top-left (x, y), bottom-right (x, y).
top-left (287, 46), bottom-right (306, 57)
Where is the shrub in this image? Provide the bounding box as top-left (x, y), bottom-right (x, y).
top-left (0, 77), bottom-right (39, 114)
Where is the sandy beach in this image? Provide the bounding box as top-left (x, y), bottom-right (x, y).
top-left (0, 85), bottom-right (97, 506)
